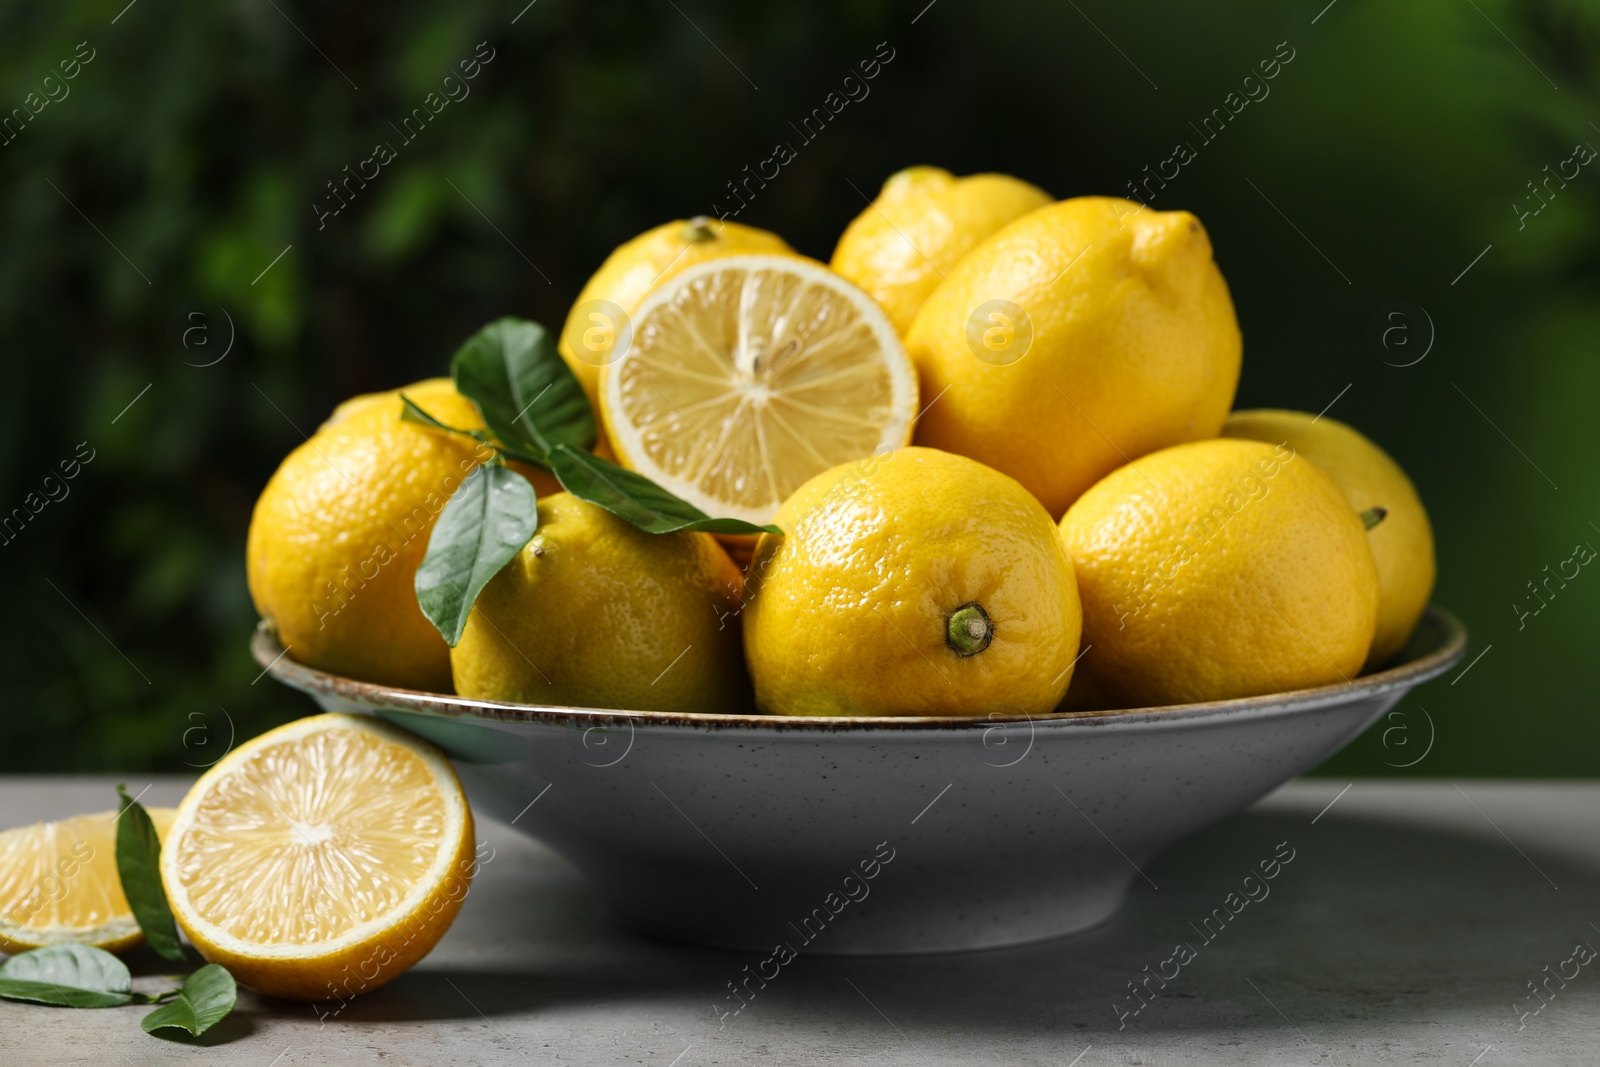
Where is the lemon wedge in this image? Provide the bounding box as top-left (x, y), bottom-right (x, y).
top-left (600, 254), bottom-right (918, 525)
top-left (0, 807), bottom-right (175, 954)
top-left (159, 713), bottom-right (474, 1001)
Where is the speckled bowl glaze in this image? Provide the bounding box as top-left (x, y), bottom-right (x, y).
top-left (252, 608), bottom-right (1465, 955)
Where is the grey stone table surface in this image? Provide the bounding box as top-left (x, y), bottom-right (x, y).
top-left (2, 777), bottom-right (1597, 1065)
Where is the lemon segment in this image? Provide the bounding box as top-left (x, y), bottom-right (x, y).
top-left (601, 254), bottom-right (918, 526)
top-left (159, 713), bottom-right (474, 1002)
top-left (0, 808), bottom-right (175, 955)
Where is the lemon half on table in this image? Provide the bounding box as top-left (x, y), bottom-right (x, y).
top-left (159, 713), bottom-right (474, 1001)
top-left (0, 807), bottom-right (175, 954)
top-left (599, 254), bottom-right (919, 526)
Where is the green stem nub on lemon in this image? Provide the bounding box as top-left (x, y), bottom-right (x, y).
top-left (682, 216), bottom-right (717, 243)
top-left (946, 602), bottom-right (994, 657)
top-left (1360, 506), bottom-right (1388, 531)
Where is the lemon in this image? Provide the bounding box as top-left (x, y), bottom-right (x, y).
top-left (1223, 409), bottom-right (1436, 668)
top-left (320, 384), bottom-right (406, 429)
top-left (1059, 439), bottom-right (1378, 708)
top-left (160, 713), bottom-right (474, 1002)
top-left (0, 808), bottom-right (175, 954)
top-left (451, 493), bottom-right (752, 713)
top-left (743, 447), bottom-right (1082, 717)
top-left (600, 253), bottom-right (919, 526)
top-left (324, 379), bottom-right (565, 493)
top-left (830, 166), bottom-right (1053, 335)
top-left (249, 378), bottom-right (539, 692)
top-left (907, 196), bottom-right (1242, 517)
top-left (558, 218), bottom-right (793, 416)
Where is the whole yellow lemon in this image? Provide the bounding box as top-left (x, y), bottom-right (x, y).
top-left (247, 379), bottom-right (497, 692)
top-left (557, 218), bottom-right (792, 417)
top-left (830, 166), bottom-right (1052, 335)
top-left (319, 382), bottom-right (569, 491)
top-left (451, 493), bottom-right (752, 713)
top-left (743, 446), bottom-right (1082, 717)
top-left (908, 197), bottom-right (1242, 517)
top-left (1223, 409), bottom-right (1435, 668)
top-left (1058, 438), bottom-right (1378, 708)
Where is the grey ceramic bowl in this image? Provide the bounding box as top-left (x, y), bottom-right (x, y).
top-left (252, 607), bottom-right (1465, 955)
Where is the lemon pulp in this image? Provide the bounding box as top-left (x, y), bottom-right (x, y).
top-left (160, 713), bottom-right (473, 1000)
top-left (0, 808), bottom-right (174, 953)
top-left (602, 254), bottom-right (917, 525)
top-left (168, 727), bottom-right (455, 945)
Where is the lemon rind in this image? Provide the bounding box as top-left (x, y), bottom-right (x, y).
top-left (0, 916), bottom-right (141, 951)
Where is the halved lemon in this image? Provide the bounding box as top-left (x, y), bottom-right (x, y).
top-left (0, 807), bottom-right (175, 954)
top-left (599, 254), bottom-right (919, 525)
top-left (159, 713), bottom-right (475, 1002)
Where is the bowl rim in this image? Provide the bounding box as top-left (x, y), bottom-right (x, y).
top-left (251, 606), bottom-right (1468, 734)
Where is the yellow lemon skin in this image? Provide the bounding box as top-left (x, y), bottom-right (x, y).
top-left (1059, 438), bottom-right (1379, 708)
top-left (323, 379), bottom-right (565, 494)
top-left (743, 447), bottom-right (1082, 717)
top-left (247, 379), bottom-right (500, 693)
top-left (1223, 409), bottom-right (1436, 668)
top-left (830, 166), bottom-right (1053, 335)
top-left (558, 218), bottom-right (793, 415)
top-left (0, 808), bottom-right (174, 955)
top-left (452, 493), bottom-right (753, 714)
top-left (908, 196), bottom-right (1243, 518)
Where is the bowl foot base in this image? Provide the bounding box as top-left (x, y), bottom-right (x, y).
top-left (600, 876), bottom-right (1135, 957)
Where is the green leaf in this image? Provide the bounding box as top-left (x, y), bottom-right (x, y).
top-left (452, 317), bottom-right (596, 457)
top-left (415, 463), bottom-right (540, 646)
top-left (0, 978), bottom-right (132, 1008)
top-left (141, 964), bottom-right (236, 1037)
top-left (547, 444), bottom-right (782, 536)
top-left (400, 394), bottom-right (548, 468)
top-left (0, 944), bottom-right (130, 991)
top-left (116, 784), bottom-right (187, 962)
top-left (398, 393), bottom-right (470, 434)
top-left (0, 945), bottom-right (133, 1007)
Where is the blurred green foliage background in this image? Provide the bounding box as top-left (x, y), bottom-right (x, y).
top-left (0, 0), bottom-right (1595, 775)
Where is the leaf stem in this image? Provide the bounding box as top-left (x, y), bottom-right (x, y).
top-left (400, 395), bottom-right (549, 469)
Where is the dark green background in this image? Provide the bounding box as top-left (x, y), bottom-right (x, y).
top-left (1, 0), bottom-right (1594, 774)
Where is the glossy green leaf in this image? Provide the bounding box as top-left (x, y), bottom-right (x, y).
top-left (116, 785), bottom-right (187, 963)
top-left (398, 393), bottom-right (470, 434)
top-left (0, 978), bottom-right (132, 1008)
top-left (546, 444), bottom-right (781, 536)
top-left (415, 463), bottom-right (539, 646)
top-left (0, 945), bottom-right (133, 1007)
top-left (452, 317), bottom-right (596, 456)
top-left (141, 964), bottom-right (236, 1037)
